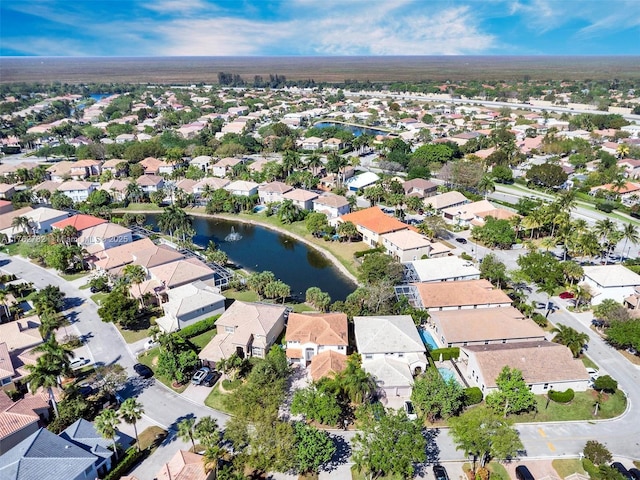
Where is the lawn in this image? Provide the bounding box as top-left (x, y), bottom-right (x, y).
top-left (463, 462), bottom-right (509, 480)
top-left (59, 271), bottom-right (88, 282)
top-left (224, 289), bottom-right (259, 302)
top-left (204, 383), bottom-right (234, 414)
top-left (190, 329), bottom-right (217, 351)
top-left (117, 323), bottom-right (151, 344)
top-left (137, 426), bottom-right (168, 451)
top-left (90, 292), bottom-right (109, 305)
top-left (552, 458), bottom-right (587, 478)
top-left (137, 347), bottom-right (189, 393)
top-left (118, 203), bottom-right (163, 212)
top-left (514, 390), bottom-right (626, 422)
top-left (351, 466), bottom-right (403, 480)
top-left (581, 356), bottom-right (599, 370)
top-left (0, 243), bottom-right (22, 256)
top-left (291, 303), bottom-right (315, 313)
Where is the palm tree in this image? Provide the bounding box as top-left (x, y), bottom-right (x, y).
top-left (126, 183), bottom-right (144, 203)
top-left (194, 416), bottom-right (220, 448)
top-left (177, 417), bottom-right (197, 451)
top-left (203, 444), bottom-right (229, 476)
top-left (24, 357), bottom-right (64, 417)
top-left (282, 150), bottom-right (302, 176)
top-left (32, 336), bottom-right (73, 372)
top-left (621, 223), bottom-right (640, 259)
top-left (11, 216), bottom-right (32, 237)
top-left (122, 264), bottom-right (147, 304)
top-left (306, 152), bottom-right (324, 176)
top-left (95, 409), bottom-right (121, 461)
top-left (38, 309), bottom-right (63, 340)
top-left (617, 143), bottom-right (630, 159)
top-left (326, 152), bottom-right (349, 186)
top-left (537, 280), bottom-right (557, 318)
top-left (561, 260), bottom-right (584, 286)
top-left (477, 175), bottom-right (495, 200)
top-left (120, 398), bottom-right (144, 451)
top-left (551, 324), bottom-right (589, 358)
top-left (338, 354), bottom-right (376, 404)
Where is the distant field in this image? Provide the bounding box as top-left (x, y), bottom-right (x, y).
top-left (2, 56), bottom-right (640, 84)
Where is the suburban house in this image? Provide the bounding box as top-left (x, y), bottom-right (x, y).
top-left (46, 161), bottom-right (75, 182)
top-left (78, 223), bottom-right (133, 255)
top-left (224, 180), bottom-right (259, 197)
top-left (424, 191), bottom-right (469, 212)
top-left (582, 265), bottom-right (640, 306)
top-left (100, 159), bottom-right (127, 177)
top-left (335, 206), bottom-right (411, 247)
top-left (0, 200), bottom-right (13, 215)
top-left (324, 137), bottom-right (344, 151)
top-left (0, 184), bottom-right (16, 200)
top-left (309, 350), bottom-right (349, 382)
top-left (381, 229), bottom-right (450, 262)
top-left (459, 341), bottom-right (590, 394)
top-left (396, 279), bottom-right (513, 312)
top-left (213, 157), bottom-right (243, 178)
top-left (0, 342), bottom-right (16, 388)
top-left (345, 171), bottom-right (380, 192)
top-left (282, 188), bottom-right (318, 210)
top-left (136, 174), bottom-right (164, 194)
top-left (301, 136), bottom-right (324, 150)
top-left (429, 306), bottom-right (546, 348)
top-left (56, 180), bottom-right (97, 203)
top-left (285, 312), bottom-right (348, 368)
top-left (91, 237), bottom-right (156, 274)
top-left (10, 207), bottom-right (68, 237)
top-left (312, 192), bottom-right (350, 219)
top-left (52, 214), bottom-right (106, 234)
top-left (32, 181), bottom-right (63, 202)
top-left (0, 206), bottom-right (34, 243)
top-left (400, 256), bottom-right (481, 283)
top-left (131, 244), bottom-right (186, 272)
top-left (136, 258), bottom-right (216, 298)
top-left (156, 450), bottom-right (212, 480)
top-left (402, 178), bottom-right (438, 198)
top-left (0, 390), bottom-right (52, 455)
top-left (258, 181), bottom-right (293, 204)
top-left (190, 155), bottom-right (213, 172)
top-left (60, 419), bottom-right (132, 477)
top-left (354, 315), bottom-right (427, 403)
top-left (69, 160), bottom-right (102, 179)
top-left (157, 280), bottom-right (226, 333)
top-left (193, 177), bottom-right (230, 199)
top-left (199, 301), bottom-right (288, 364)
top-left (139, 157), bottom-right (164, 175)
top-left (0, 427), bottom-right (112, 480)
top-left (99, 179), bottom-right (130, 201)
top-left (441, 200), bottom-right (518, 226)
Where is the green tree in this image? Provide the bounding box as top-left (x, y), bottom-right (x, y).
top-left (95, 409), bottom-right (121, 461)
top-left (336, 354), bottom-right (376, 405)
top-left (526, 162), bottom-right (568, 188)
top-left (246, 270), bottom-right (276, 299)
top-left (263, 280), bottom-right (290, 304)
top-left (194, 416), bottom-right (220, 448)
top-left (593, 299), bottom-right (629, 326)
top-left (358, 252), bottom-right (403, 285)
top-left (32, 285), bottom-right (65, 314)
top-left (305, 211), bottom-right (330, 236)
top-left (606, 319), bottom-right (640, 351)
top-left (583, 440), bottom-right (613, 465)
top-left (122, 264), bottom-right (146, 305)
top-left (157, 348), bottom-right (199, 384)
top-left (177, 417), bottom-right (197, 450)
top-left (551, 324), bottom-right (589, 358)
top-left (294, 422), bottom-right (336, 475)
top-left (479, 254), bottom-right (509, 289)
top-left (471, 217), bottom-right (516, 249)
top-left (411, 369), bottom-right (464, 422)
top-left (97, 288), bottom-right (139, 328)
top-left (351, 404), bottom-right (426, 480)
top-left (593, 375), bottom-right (618, 393)
top-left (621, 222), bottom-right (640, 258)
top-left (336, 220), bottom-right (359, 241)
top-left (291, 387), bottom-right (342, 426)
top-left (449, 406), bottom-right (523, 472)
top-left (486, 366), bottom-right (536, 417)
top-left (119, 398), bottom-right (144, 451)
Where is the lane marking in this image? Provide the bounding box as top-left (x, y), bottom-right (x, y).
top-left (547, 442), bottom-right (556, 452)
top-left (538, 428), bottom-right (546, 438)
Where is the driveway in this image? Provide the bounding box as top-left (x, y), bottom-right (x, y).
top-left (181, 381), bottom-right (215, 405)
top-left (504, 459), bottom-right (561, 479)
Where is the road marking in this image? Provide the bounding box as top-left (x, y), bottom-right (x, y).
top-left (538, 428), bottom-right (546, 437)
top-left (547, 442), bottom-right (556, 452)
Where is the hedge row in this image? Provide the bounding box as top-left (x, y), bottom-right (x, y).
top-left (104, 447), bottom-right (144, 480)
top-left (354, 246), bottom-right (384, 258)
top-left (548, 388), bottom-right (575, 403)
top-left (429, 347), bottom-right (460, 361)
top-left (176, 314), bottom-right (221, 339)
top-left (463, 387), bottom-right (483, 406)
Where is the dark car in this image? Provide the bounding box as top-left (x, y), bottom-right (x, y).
top-left (78, 384), bottom-right (94, 398)
top-left (515, 465), bottom-right (535, 480)
top-left (202, 371), bottom-right (221, 387)
top-left (628, 468), bottom-right (640, 480)
top-left (455, 237), bottom-right (467, 244)
top-left (433, 465), bottom-right (449, 480)
top-left (559, 291), bottom-right (575, 299)
top-left (134, 363), bottom-right (153, 379)
top-left (611, 463), bottom-right (632, 479)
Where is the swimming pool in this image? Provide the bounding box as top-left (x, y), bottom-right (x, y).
top-left (438, 367), bottom-right (458, 384)
top-left (253, 205), bottom-right (266, 213)
top-left (419, 329), bottom-right (438, 350)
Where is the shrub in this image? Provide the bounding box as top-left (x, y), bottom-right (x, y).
top-left (354, 246), bottom-right (384, 258)
top-left (175, 315), bottom-right (220, 339)
top-left (593, 375), bottom-right (618, 393)
top-left (104, 447), bottom-right (145, 480)
top-left (463, 387), bottom-right (483, 406)
top-left (531, 312), bottom-right (548, 327)
top-left (595, 201), bottom-right (615, 213)
top-left (583, 440), bottom-right (612, 465)
top-left (582, 458), bottom-right (599, 478)
top-left (461, 252), bottom-right (473, 261)
top-left (548, 388), bottom-right (575, 403)
top-left (429, 347), bottom-right (460, 361)
top-left (61, 335), bottom-right (82, 349)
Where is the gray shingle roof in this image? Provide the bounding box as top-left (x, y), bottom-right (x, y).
top-left (0, 428), bottom-right (96, 480)
top-left (60, 418), bottom-right (125, 459)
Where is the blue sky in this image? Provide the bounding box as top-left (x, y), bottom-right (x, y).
top-left (1, 0), bottom-right (639, 56)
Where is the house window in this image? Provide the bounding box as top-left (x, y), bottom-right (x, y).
top-left (543, 383), bottom-right (549, 390)
top-left (398, 353), bottom-right (404, 358)
top-left (338, 346), bottom-right (344, 350)
top-left (463, 342), bottom-right (467, 346)
top-left (225, 326), bottom-right (235, 333)
top-left (0, 377), bottom-right (11, 386)
top-left (502, 339), bottom-right (507, 344)
top-left (484, 340), bottom-right (489, 345)
top-left (365, 354), bottom-right (372, 359)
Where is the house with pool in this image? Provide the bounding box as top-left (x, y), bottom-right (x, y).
top-left (354, 315), bottom-right (427, 407)
top-left (399, 256), bottom-right (480, 285)
top-left (459, 341), bottom-right (590, 395)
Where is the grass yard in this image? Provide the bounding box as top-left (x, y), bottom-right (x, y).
top-left (552, 458), bottom-right (587, 478)
top-left (514, 390), bottom-right (626, 422)
top-left (190, 329), bottom-right (217, 351)
top-left (137, 426), bottom-right (168, 451)
top-left (0, 243), bottom-right (21, 255)
top-left (137, 347), bottom-right (189, 393)
top-left (78, 283), bottom-right (90, 290)
top-left (117, 323), bottom-right (151, 344)
top-left (119, 203), bottom-right (163, 212)
top-left (351, 466), bottom-right (403, 480)
top-left (581, 356), bottom-right (599, 370)
top-left (291, 303), bottom-right (315, 313)
top-left (90, 292), bottom-right (109, 305)
top-left (224, 289), bottom-right (259, 302)
top-left (204, 383), bottom-right (234, 414)
top-left (462, 462), bottom-right (509, 480)
top-left (59, 271), bottom-right (88, 281)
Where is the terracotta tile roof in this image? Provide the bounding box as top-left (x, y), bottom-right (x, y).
top-left (309, 350), bottom-right (348, 381)
top-left (382, 229), bottom-right (432, 250)
top-left (32, 180), bottom-right (63, 193)
top-left (52, 214), bottom-right (106, 231)
top-left (258, 181), bottom-right (293, 194)
top-left (0, 320), bottom-right (42, 353)
top-left (431, 306), bottom-right (545, 344)
top-left (149, 259), bottom-right (214, 289)
top-left (0, 342), bottom-right (15, 378)
top-left (132, 244), bottom-right (185, 269)
top-left (139, 156), bottom-right (164, 173)
top-left (0, 206), bottom-right (34, 231)
top-left (282, 188), bottom-right (318, 202)
top-left (136, 174), bottom-right (164, 186)
top-left (313, 192), bottom-right (349, 208)
top-left (0, 391), bottom-right (50, 440)
top-left (156, 450), bottom-right (209, 480)
top-left (415, 279), bottom-right (512, 309)
top-left (339, 206), bottom-right (409, 235)
top-left (285, 312), bottom-right (348, 346)
top-left (56, 180), bottom-right (94, 191)
top-left (286, 348), bottom-right (302, 359)
top-left (92, 238), bottom-right (155, 271)
top-left (463, 341), bottom-right (589, 387)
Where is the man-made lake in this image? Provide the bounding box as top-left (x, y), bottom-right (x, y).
top-left (146, 214), bottom-right (357, 302)
top-left (89, 93), bottom-right (112, 102)
top-left (314, 121), bottom-right (389, 137)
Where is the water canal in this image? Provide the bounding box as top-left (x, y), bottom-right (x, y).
top-left (313, 121), bottom-right (390, 137)
top-left (145, 214), bottom-right (357, 302)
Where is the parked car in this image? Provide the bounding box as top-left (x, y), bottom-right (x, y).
top-left (133, 363), bottom-right (153, 379)
top-left (455, 237), bottom-right (467, 244)
top-left (404, 400), bottom-right (417, 420)
top-left (515, 465), bottom-right (535, 480)
top-left (70, 357), bottom-right (89, 370)
top-left (628, 468), bottom-right (640, 480)
top-left (78, 384), bottom-right (94, 398)
top-left (559, 291), bottom-right (575, 299)
top-left (191, 366), bottom-right (211, 385)
top-left (611, 462), bottom-right (632, 479)
top-left (433, 465), bottom-right (449, 480)
top-left (144, 338), bottom-right (159, 350)
top-left (202, 370), bottom-right (221, 387)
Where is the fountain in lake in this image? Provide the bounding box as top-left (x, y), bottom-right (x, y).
top-left (225, 226), bottom-right (242, 242)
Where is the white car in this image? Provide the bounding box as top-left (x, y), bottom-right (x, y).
top-left (144, 339), bottom-right (159, 350)
top-left (70, 357), bottom-right (89, 370)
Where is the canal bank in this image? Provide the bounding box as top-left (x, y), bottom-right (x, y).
top-left (113, 208), bottom-right (358, 300)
